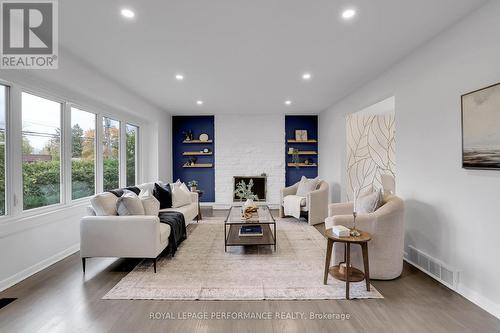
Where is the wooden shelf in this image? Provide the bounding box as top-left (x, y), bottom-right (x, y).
top-left (287, 151), bottom-right (317, 155)
top-left (287, 163), bottom-right (317, 167)
top-left (287, 139), bottom-right (317, 143)
top-left (183, 152), bottom-right (213, 156)
top-left (183, 140), bottom-right (213, 144)
top-left (183, 163), bottom-right (213, 168)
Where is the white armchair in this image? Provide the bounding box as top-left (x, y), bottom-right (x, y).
top-left (279, 180), bottom-right (329, 225)
top-left (325, 195), bottom-right (405, 280)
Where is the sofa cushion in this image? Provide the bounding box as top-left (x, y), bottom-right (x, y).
top-left (153, 183), bottom-right (172, 209)
top-left (171, 184), bottom-right (192, 208)
top-left (170, 179), bottom-right (190, 193)
top-left (159, 223), bottom-right (171, 244)
top-left (140, 190), bottom-right (160, 216)
top-left (116, 190), bottom-right (145, 216)
top-left (296, 176), bottom-right (320, 196)
top-left (90, 192), bottom-right (118, 216)
top-left (159, 203), bottom-right (197, 223)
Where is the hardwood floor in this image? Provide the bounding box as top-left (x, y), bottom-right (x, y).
top-left (0, 209), bottom-right (498, 332)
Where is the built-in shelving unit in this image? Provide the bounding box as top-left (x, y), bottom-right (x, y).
top-left (183, 140), bottom-right (213, 144)
top-left (285, 115), bottom-right (319, 186)
top-left (286, 139), bottom-right (318, 143)
top-left (173, 116), bottom-right (215, 202)
top-left (183, 163), bottom-right (213, 168)
top-left (287, 163), bottom-right (318, 167)
top-left (183, 152), bottom-right (213, 156)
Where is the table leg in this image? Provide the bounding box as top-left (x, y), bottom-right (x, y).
top-left (345, 243), bottom-right (351, 299)
top-left (274, 223), bottom-right (277, 251)
top-left (361, 242), bottom-right (370, 291)
top-left (323, 239), bottom-right (334, 285)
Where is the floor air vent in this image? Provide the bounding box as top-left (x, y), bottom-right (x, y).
top-left (405, 246), bottom-right (459, 290)
top-left (0, 298), bottom-right (17, 310)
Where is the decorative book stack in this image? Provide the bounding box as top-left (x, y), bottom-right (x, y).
top-left (330, 225), bottom-right (350, 238)
top-left (239, 225), bottom-right (263, 237)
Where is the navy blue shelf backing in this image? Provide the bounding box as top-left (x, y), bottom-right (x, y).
top-left (285, 115), bottom-right (319, 186)
top-left (172, 116), bottom-right (215, 202)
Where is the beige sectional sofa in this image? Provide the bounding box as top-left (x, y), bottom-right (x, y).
top-left (80, 182), bottom-right (198, 273)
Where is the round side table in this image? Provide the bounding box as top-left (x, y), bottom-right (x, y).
top-left (323, 229), bottom-right (371, 299)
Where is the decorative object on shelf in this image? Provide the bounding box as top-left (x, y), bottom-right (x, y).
top-left (199, 133), bottom-right (209, 142)
top-left (462, 82), bottom-right (500, 169)
top-left (260, 172), bottom-right (267, 177)
top-left (182, 130), bottom-right (194, 141)
top-left (288, 147), bottom-right (295, 154)
top-left (186, 157), bottom-right (197, 166)
top-left (291, 148), bottom-right (300, 167)
top-left (295, 129), bottom-right (308, 141)
top-left (351, 187), bottom-right (361, 237)
top-left (304, 158), bottom-right (312, 165)
top-left (234, 179), bottom-right (259, 201)
top-left (187, 180), bottom-right (198, 191)
top-left (202, 148), bottom-right (210, 153)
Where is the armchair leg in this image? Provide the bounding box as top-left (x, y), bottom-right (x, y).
top-left (153, 257), bottom-right (157, 273)
top-left (82, 258), bottom-right (86, 273)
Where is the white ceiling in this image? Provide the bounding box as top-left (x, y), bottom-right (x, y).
top-left (60, 0), bottom-right (488, 115)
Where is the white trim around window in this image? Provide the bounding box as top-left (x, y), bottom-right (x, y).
top-left (0, 78), bottom-right (142, 223)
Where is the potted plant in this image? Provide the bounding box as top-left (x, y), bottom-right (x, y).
top-left (234, 179), bottom-right (259, 209)
top-left (187, 180), bottom-right (198, 192)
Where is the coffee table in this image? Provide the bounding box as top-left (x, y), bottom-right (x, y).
top-left (224, 205), bottom-right (276, 251)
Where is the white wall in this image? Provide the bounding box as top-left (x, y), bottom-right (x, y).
top-left (319, 1), bottom-right (500, 318)
top-left (0, 48), bottom-right (171, 291)
top-left (215, 114), bottom-right (285, 205)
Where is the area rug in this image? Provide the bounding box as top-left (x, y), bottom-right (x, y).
top-left (103, 218), bottom-right (383, 300)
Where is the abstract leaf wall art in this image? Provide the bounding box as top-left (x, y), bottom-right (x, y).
top-left (346, 113), bottom-right (395, 200)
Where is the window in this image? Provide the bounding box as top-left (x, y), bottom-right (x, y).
top-left (71, 107), bottom-right (96, 200)
top-left (126, 124), bottom-right (138, 186)
top-left (22, 92), bottom-right (62, 210)
top-left (102, 117), bottom-right (119, 191)
top-left (0, 85), bottom-right (6, 215)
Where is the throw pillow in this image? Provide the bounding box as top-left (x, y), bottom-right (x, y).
top-left (116, 190), bottom-right (145, 216)
top-left (171, 184), bottom-right (192, 208)
top-left (90, 192), bottom-right (118, 216)
top-left (108, 186), bottom-right (141, 197)
top-left (170, 179), bottom-right (190, 193)
top-left (296, 176), bottom-right (321, 197)
top-left (140, 190), bottom-right (160, 216)
top-left (355, 189), bottom-right (382, 214)
top-left (153, 183), bottom-right (172, 209)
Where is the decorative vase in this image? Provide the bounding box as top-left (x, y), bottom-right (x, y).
top-left (243, 198), bottom-right (256, 209)
top-left (190, 186), bottom-right (197, 192)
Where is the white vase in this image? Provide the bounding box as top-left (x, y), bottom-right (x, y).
top-left (244, 198), bottom-right (256, 209)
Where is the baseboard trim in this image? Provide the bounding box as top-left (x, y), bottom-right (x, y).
top-left (404, 258), bottom-right (500, 319)
top-left (0, 243), bottom-right (80, 292)
top-left (456, 283), bottom-right (500, 320)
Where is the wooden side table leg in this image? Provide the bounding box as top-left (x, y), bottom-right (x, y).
top-left (361, 242), bottom-right (370, 291)
top-left (345, 243), bottom-right (351, 299)
top-left (323, 239), bottom-right (334, 285)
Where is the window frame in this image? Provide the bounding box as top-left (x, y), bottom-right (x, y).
top-left (102, 116), bottom-right (121, 192)
top-left (0, 78), bottom-right (143, 223)
top-left (20, 90), bottom-right (65, 212)
top-left (125, 123), bottom-right (139, 187)
top-left (69, 106), bottom-right (98, 202)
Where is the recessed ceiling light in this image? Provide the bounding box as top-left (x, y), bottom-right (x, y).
top-left (175, 74), bottom-right (184, 81)
top-left (196, 100), bottom-right (204, 105)
top-left (285, 100), bottom-right (292, 105)
top-left (302, 73), bottom-right (312, 80)
top-left (342, 8), bottom-right (356, 20)
top-left (121, 8), bottom-right (135, 19)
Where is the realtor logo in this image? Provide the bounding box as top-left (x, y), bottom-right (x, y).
top-left (1, 0), bottom-right (58, 68)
